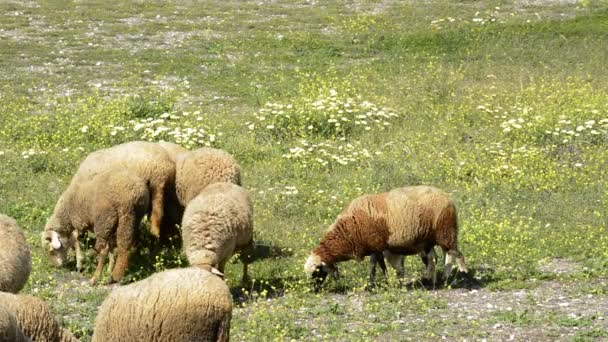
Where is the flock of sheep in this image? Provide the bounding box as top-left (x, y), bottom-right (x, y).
top-left (0, 140), bottom-right (469, 341)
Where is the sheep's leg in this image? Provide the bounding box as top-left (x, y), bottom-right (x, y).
top-left (384, 251), bottom-right (405, 279)
top-left (149, 184), bottom-right (165, 239)
top-left (368, 252), bottom-right (386, 288)
top-left (71, 230), bottom-right (84, 272)
top-left (110, 215), bottom-right (136, 283)
top-left (238, 240), bottom-right (255, 285)
top-left (107, 250), bottom-right (115, 278)
top-left (443, 248), bottom-right (468, 280)
top-left (420, 247), bottom-right (437, 288)
top-left (90, 244), bottom-right (110, 285)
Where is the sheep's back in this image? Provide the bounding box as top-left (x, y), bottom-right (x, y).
top-left (384, 186), bottom-right (455, 249)
top-left (175, 148), bottom-right (241, 206)
top-left (92, 267), bottom-right (232, 342)
top-left (0, 215), bottom-right (31, 294)
top-left (182, 183), bottom-right (253, 268)
top-left (71, 141), bottom-right (175, 190)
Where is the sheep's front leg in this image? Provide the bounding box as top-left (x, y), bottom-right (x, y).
top-left (420, 247), bottom-right (437, 288)
top-left (384, 251), bottom-right (405, 279)
top-left (90, 244), bottom-right (110, 285)
top-left (71, 230), bottom-right (84, 272)
top-left (368, 252), bottom-right (387, 288)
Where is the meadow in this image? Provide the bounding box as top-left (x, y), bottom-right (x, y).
top-left (1, 0), bottom-right (608, 340)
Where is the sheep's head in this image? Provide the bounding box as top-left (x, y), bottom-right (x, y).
top-left (304, 252), bottom-right (338, 289)
top-left (40, 229), bottom-right (72, 267)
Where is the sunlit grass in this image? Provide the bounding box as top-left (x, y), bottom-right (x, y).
top-left (1, 1), bottom-right (608, 340)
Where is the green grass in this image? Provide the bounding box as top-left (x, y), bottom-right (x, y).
top-left (1, 0), bottom-right (608, 340)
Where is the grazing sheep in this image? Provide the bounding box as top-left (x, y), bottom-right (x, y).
top-left (69, 141), bottom-right (174, 238)
top-left (157, 141), bottom-right (189, 239)
top-left (0, 214), bottom-right (31, 294)
top-left (0, 305), bottom-right (30, 342)
top-left (369, 248), bottom-right (437, 287)
top-left (304, 185), bottom-right (468, 288)
top-left (92, 267), bottom-right (232, 342)
top-left (181, 182), bottom-right (254, 283)
top-left (0, 292), bottom-right (78, 342)
top-left (41, 170), bottom-right (150, 285)
top-left (175, 147), bottom-right (242, 207)
top-left (157, 141), bottom-right (189, 163)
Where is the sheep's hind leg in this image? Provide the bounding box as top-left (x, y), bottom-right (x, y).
top-left (149, 185), bottom-right (165, 239)
top-left (110, 215), bottom-right (136, 284)
top-left (420, 247), bottom-right (437, 289)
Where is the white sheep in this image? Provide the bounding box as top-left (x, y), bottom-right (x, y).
top-left (304, 185), bottom-right (468, 288)
top-left (0, 305), bottom-right (30, 342)
top-left (92, 267), bottom-right (232, 342)
top-left (0, 292), bottom-right (78, 342)
top-left (175, 147), bottom-right (242, 207)
top-left (0, 214), bottom-right (31, 294)
top-left (41, 170), bottom-right (150, 285)
top-left (181, 182), bottom-right (254, 283)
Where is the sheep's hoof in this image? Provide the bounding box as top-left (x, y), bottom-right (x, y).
top-left (89, 278), bottom-right (99, 286)
top-left (104, 278), bottom-right (117, 286)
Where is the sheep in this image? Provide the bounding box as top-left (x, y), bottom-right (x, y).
top-left (92, 267), bottom-right (232, 342)
top-left (157, 141), bottom-right (189, 163)
top-left (0, 214), bottom-right (31, 294)
top-left (304, 185), bottom-right (468, 288)
top-left (369, 248), bottom-right (437, 288)
top-left (157, 141), bottom-right (189, 239)
top-left (0, 305), bottom-right (30, 342)
top-left (0, 292), bottom-right (78, 342)
top-left (68, 141), bottom-right (174, 238)
top-left (175, 147), bottom-right (242, 207)
top-left (41, 170), bottom-right (150, 285)
top-left (181, 182), bottom-right (254, 283)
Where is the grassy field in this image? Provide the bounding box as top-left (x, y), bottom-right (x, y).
top-left (1, 0), bottom-right (608, 340)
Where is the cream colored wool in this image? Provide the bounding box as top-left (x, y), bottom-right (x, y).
top-left (175, 147), bottom-right (241, 207)
top-left (92, 267), bottom-right (231, 342)
top-left (0, 292), bottom-right (78, 342)
top-left (0, 305), bottom-right (30, 342)
top-left (0, 214), bottom-right (31, 294)
top-left (67, 141), bottom-right (174, 238)
top-left (42, 170), bottom-right (150, 285)
top-left (181, 182), bottom-right (253, 281)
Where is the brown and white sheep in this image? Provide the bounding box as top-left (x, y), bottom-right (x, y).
top-left (0, 292), bottom-right (78, 342)
top-left (0, 214), bottom-right (31, 293)
top-left (175, 147), bottom-right (242, 207)
top-left (41, 170), bottom-right (150, 285)
top-left (181, 182), bottom-right (254, 283)
top-left (304, 185), bottom-right (468, 288)
top-left (92, 267), bottom-right (232, 342)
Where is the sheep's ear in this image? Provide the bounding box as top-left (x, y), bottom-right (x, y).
top-left (211, 267), bottom-right (225, 279)
top-left (50, 231), bottom-right (62, 250)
